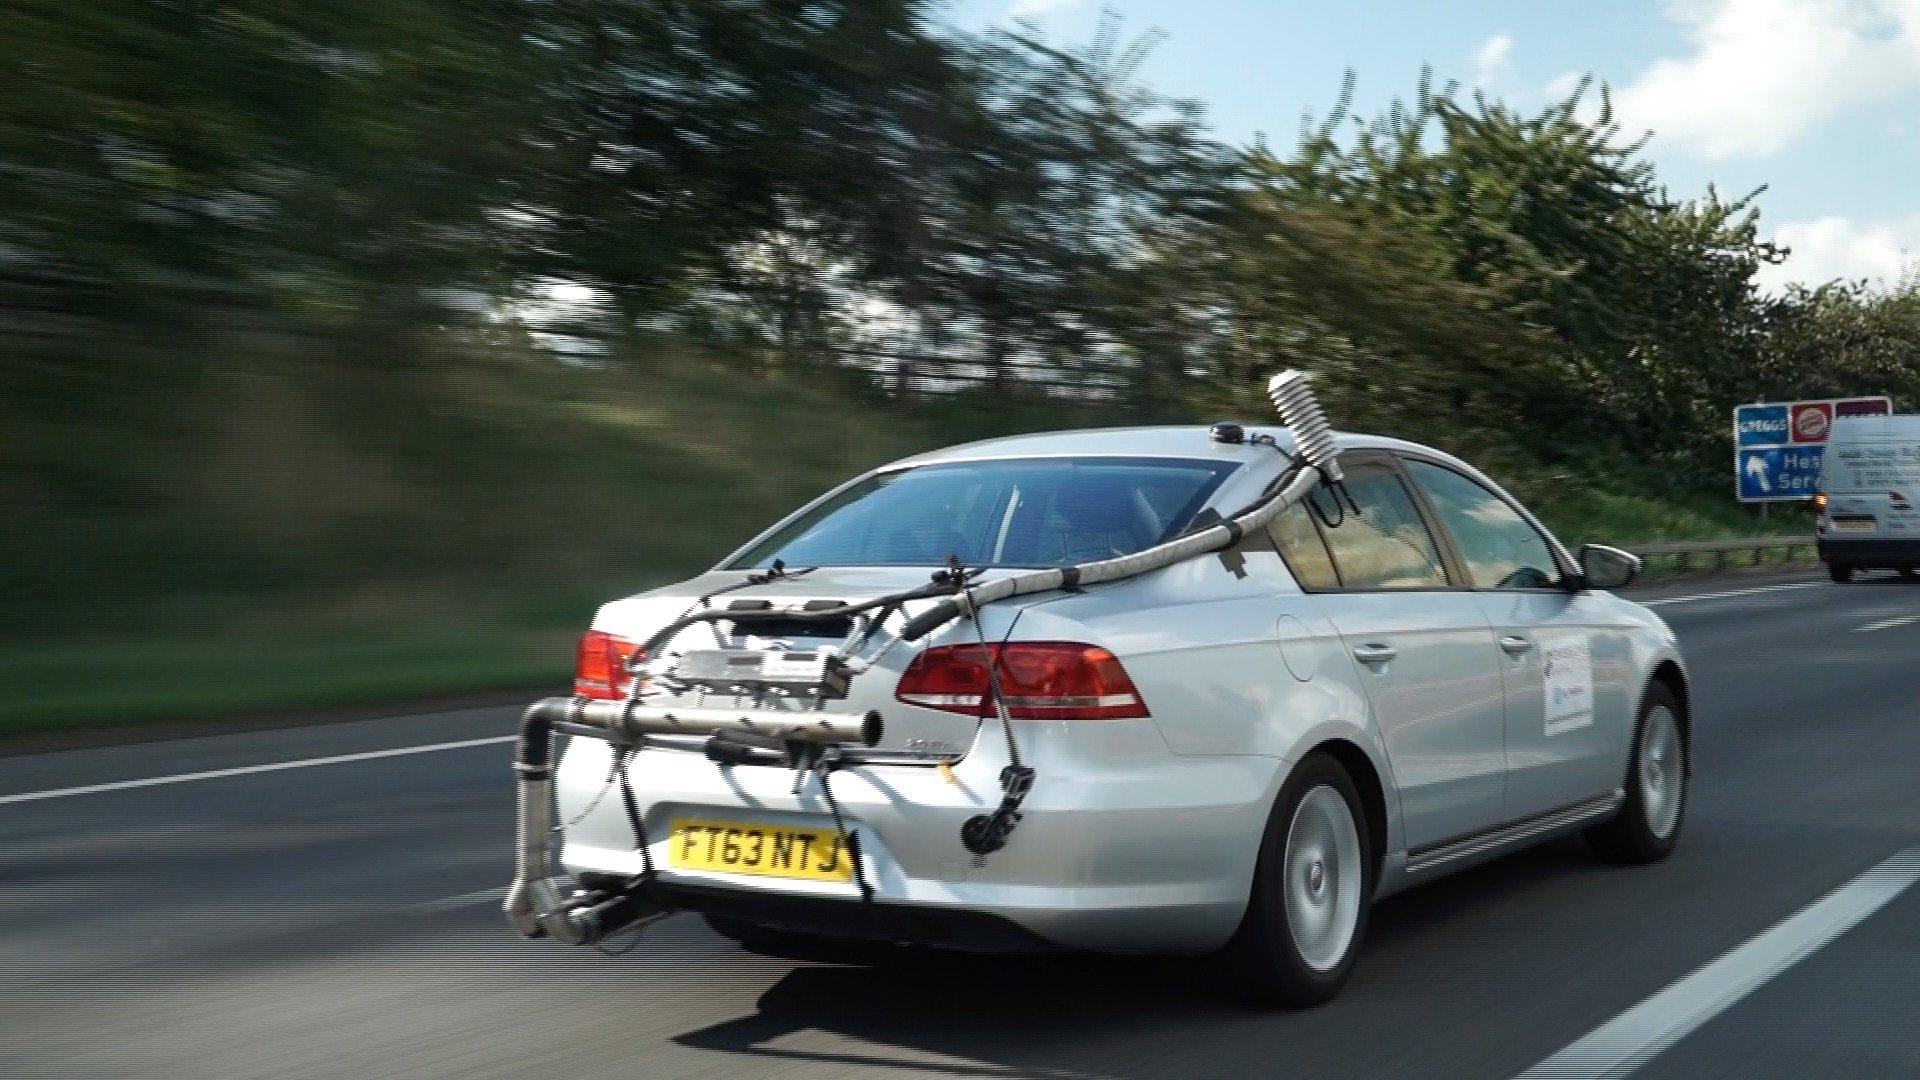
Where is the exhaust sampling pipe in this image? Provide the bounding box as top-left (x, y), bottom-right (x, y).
top-left (556, 698), bottom-right (883, 747)
top-left (900, 369), bottom-right (1344, 642)
top-left (504, 698), bottom-right (588, 941)
top-left (504, 696), bottom-right (882, 941)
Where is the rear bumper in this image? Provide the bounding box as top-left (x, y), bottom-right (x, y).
top-left (1818, 536), bottom-right (1920, 566)
top-left (554, 725), bottom-right (1276, 954)
top-left (663, 883), bottom-right (1058, 952)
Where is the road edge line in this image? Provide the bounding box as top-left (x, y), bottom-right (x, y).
top-left (0, 735), bottom-right (517, 806)
top-left (1639, 581), bottom-right (1824, 607)
top-left (1515, 847), bottom-right (1920, 1078)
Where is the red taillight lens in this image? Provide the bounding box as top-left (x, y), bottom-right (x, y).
top-left (574, 630), bottom-right (643, 700)
top-left (896, 642), bottom-right (1149, 720)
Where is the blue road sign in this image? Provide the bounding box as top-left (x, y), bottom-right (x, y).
top-left (1735, 395), bottom-right (1890, 502)
top-left (1734, 404), bottom-right (1789, 447)
top-left (1737, 445), bottom-right (1824, 502)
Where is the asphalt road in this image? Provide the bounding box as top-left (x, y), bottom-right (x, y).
top-left (4, 568), bottom-right (1918, 1079)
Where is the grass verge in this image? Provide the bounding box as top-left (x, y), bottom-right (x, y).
top-left (2, 344), bottom-right (1808, 741)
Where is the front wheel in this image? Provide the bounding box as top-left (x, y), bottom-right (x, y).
top-left (1587, 682), bottom-right (1687, 864)
top-left (1219, 753), bottom-right (1373, 1006)
top-left (1829, 562), bottom-right (1854, 583)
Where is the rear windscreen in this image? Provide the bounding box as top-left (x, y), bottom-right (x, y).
top-left (728, 457), bottom-right (1238, 569)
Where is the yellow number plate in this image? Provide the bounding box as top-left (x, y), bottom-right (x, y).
top-left (667, 817), bottom-right (853, 882)
top-left (1834, 517), bottom-right (1877, 533)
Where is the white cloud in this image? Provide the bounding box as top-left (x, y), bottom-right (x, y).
top-left (1541, 70), bottom-right (1607, 124)
top-left (1756, 215), bottom-right (1920, 290)
top-left (1617, 0), bottom-right (1920, 159)
top-left (1007, 0), bottom-right (1083, 19)
top-left (1544, 70), bottom-right (1584, 101)
top-left (1470, 33), bottom-right (1516, 88)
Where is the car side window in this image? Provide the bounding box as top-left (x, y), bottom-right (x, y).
top-left (1402, 459), bottom-right (1561, 590)
top-left (1315, 463), bottom-right (1451, 589)
top-left (1270, 498), bottom-right (1340, 589)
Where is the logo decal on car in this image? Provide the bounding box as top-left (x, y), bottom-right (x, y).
top-left (1541, 634), bottom-right (1595, 736)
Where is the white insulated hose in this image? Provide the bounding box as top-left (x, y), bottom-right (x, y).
top-left (897, 369), bottom-right (1341, 642)
top-left (897, 464), bottom-right (1323, 640)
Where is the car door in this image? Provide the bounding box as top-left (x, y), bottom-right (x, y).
top-left (1270, 454), bottom-right (1509, 852)
top-left (1398, 456), bottom-right (1628, 822)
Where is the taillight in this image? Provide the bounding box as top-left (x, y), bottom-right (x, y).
top-left (574, 630), bottom-right (643, 700)
top-left (896, 642), bottom-right (1149, 720)
top-left (1813, 492), bottom-right (1828, 512)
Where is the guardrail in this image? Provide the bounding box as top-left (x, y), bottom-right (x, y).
top-left (1624, 535), bottom-right (1817, 575)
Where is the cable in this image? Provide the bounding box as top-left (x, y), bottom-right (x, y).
top-left (558, 753), bottom-right (622, 830)
top-left (1248, 431), bottom-right (1295, 464)
top-left (817, 759), bottom-right (874, 904)
top-left (957, 584), bottom-right (1036, 857)
top-left (664, 564), bottom-right (821, 651)
top-left (1309, 486), bottom-right (1346, 529)
top-left (587, 746), bottom-right (662, 956)
top-left (971, 585), bottom-right (1023, 772)
top-left (613, 746), bottom-right (657, 880)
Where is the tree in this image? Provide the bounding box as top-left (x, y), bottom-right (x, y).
top-left (1138, 73), bottom-right (1784, 478)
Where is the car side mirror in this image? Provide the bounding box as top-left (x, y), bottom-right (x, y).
top-left (1574, 544), bottom-right (1641, 591)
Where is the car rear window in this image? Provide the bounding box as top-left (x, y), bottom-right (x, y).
top-left (728, 457), bottom-right (1239, 569)
top-left (1313, 464), bottom-right (1450, 589)
top-left (1270, 499), bottom-right (1341, 589)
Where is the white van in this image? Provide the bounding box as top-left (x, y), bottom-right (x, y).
top-left (1816, 414), bottom-right (1920, 582)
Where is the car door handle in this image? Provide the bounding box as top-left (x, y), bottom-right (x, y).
top-left (1352, 643), bottom-right (1398, 665)
top-left (1499, 635), bottom-right (1533, 655)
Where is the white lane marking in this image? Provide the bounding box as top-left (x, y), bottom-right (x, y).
top-left (1516, 847), bottom-right (1920, 1079)
top-left (407, 884), bottom-right (511, 912)
top-left (0, 735), bottom-right (516, 806)
top-left (1639, 581), bottom-right (1825, 607)
top-left (1853, 615), bottom-right (1920, 632)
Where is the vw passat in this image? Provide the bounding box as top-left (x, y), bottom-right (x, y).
top-left (550, 425), bottom-right (1690, 1004)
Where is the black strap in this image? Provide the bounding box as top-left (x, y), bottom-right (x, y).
top-left (956, 583), bottom-right (1036, 858)
top-left (817, 760), bottom-right (874, 903)
top-left (613, 746), bottom-right (657, 881)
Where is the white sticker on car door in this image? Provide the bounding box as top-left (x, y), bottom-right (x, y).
top-left (1540, 634), bottom-right (1595, 736)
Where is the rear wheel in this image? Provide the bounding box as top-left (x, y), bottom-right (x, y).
top-left (1587, 682), bottom-right (1686, 864)
top-left (1829, 561), bottom-right (1854, 583)
top-left (1219, 753), bottom-right (1372, 1007)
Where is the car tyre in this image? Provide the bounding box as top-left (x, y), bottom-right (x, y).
top-left (1829, 562), bottom-right (1854, 583)
top-left (1586, 682), bottom-right (1687, 864)
top-left (1219, 753), bottom-right (1373, 1007)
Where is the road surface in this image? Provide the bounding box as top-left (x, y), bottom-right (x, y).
top-left (4, 569), bottom-right (1917, 1078)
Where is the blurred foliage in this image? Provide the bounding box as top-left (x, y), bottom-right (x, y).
top-left (5, 4), bottom-right (1920, 724)
top-left (1169, 75), bottom-right (1787, 479)
top-left (2, 2), bottom-right (543, 358)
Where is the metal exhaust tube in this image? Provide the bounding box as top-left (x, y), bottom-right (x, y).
top-left (503, 696), bottom-right (881, 941)
top-left (504, 697), bottom-right (587, 941)
top-left (557, 697), bottom-right (882, 747)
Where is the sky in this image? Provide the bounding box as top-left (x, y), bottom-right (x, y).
top-left (943, 0), bottom-right (1920, 291)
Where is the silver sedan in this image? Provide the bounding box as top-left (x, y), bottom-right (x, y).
top-left (553, 425), bottom-right (1690, 1004)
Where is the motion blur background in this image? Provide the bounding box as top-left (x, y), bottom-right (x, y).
top-left (8, 1), bottom-right (1920, 736)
